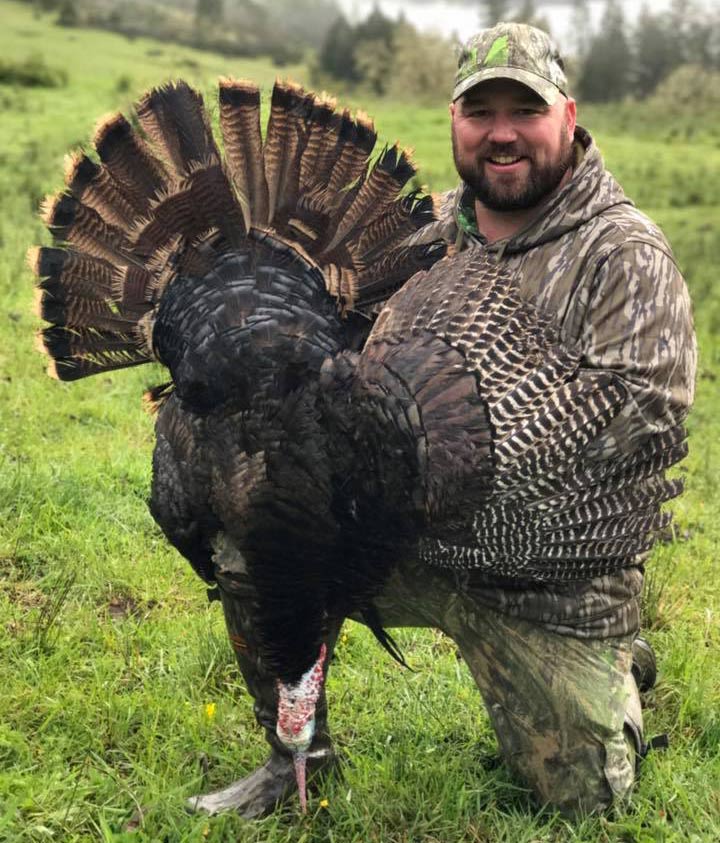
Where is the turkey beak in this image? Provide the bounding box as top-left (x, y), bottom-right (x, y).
top-left (293, 751), bottom-right (308, 814)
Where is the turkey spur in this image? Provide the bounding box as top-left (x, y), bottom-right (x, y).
top-left (31, 79), bottom-right (686, 816)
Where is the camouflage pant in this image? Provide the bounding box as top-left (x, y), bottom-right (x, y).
top-left (367, 559), bottom-right (644, 817)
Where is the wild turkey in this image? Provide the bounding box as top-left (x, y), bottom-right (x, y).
top-left (30, 78), bottom-right (687, 815)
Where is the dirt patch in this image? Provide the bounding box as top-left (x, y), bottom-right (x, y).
top-left (107, 594), bottom-right (158, 621)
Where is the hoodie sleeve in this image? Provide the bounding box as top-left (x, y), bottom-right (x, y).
top-left (580, 239), bottom-right (697, 458)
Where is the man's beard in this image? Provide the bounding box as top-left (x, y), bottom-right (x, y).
top-left (452, 126), bottom-right (574, 212)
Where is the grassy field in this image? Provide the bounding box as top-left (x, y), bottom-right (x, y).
top-left (1, 2), bottom-right (718, 841)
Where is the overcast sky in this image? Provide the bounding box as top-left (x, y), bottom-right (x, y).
top-left (336, 0), bottom-right (678, 52)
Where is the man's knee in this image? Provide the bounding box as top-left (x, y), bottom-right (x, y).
top-left (474, 630), bottom-right (643, 818)
top-left (502, 725), bottom-right (637, 818)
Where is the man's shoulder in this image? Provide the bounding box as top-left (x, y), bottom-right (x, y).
top-left (570, 146), bottom-right (675, 261)
top-left (588, 200), bottom-right (675, 261)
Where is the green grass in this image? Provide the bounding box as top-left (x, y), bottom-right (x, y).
top-left (1, 1), bottom-right (719, 840)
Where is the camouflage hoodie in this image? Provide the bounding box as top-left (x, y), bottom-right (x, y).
top-left (412, 127), bottom-right (697, 457)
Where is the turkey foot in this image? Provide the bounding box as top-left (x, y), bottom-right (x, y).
top-left (188, 748), bottom-right (337, 818)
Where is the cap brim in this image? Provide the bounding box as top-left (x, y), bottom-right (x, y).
top-left (452, 66), bottom-right (562, 105)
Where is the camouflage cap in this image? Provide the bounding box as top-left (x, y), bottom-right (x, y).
top-left (453, 22), bottom-right (568, 104)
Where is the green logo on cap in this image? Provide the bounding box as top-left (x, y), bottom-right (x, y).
top-left (484, 35), bottom-right (509, 67)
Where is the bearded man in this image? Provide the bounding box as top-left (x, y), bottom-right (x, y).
top-left (194, 22), bottom-right (696, 821)
top-left (400, 21), bottom-right (696, 814)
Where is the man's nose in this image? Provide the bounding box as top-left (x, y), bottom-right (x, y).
top-left (487, 115), bottom-right (518, 143)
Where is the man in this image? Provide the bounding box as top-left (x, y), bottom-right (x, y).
top-left (194, 22), bottom-right (696, 820)
top-left (397, 21), bottom-right (696, 814)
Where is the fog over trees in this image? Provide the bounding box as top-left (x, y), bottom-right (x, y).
top-left (30, 0), bottom-right (720, 103)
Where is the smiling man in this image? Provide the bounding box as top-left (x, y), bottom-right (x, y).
top-left (401, 22), bottom-right (696, 816)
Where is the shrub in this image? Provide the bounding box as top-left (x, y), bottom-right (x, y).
top-left (0, 54), bottom-right (68, 88)
top-left (56, 0), bottom-right (79, 28)
top-left (648, 63), bottom-right (720, 111)
top-left (386, 25), bottom-right (457, 105)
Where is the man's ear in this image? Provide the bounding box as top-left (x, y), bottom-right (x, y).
top-left (564, 97), bottom-right (577, 138)
top-left (449, 100), bottom-right (456, 119)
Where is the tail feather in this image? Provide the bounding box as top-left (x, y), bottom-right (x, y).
top-left (355, 192), bottom-right (434, 260)
top-left (135, 81), bottom-right (220, 176)
top-left (40, 192), bottom-right (134, 265)
top-left (35, 287), bottom-right (135, 332)
top-left (298, 95), bottom-right (338, 189)
top-left (30, 246), bottom-right (114, 299)
top-left (352, 240), bottom-right (446, 307)
top-left (322, 144), bottom-right (415, 256)
top-left (263, 81), bottom-right (309, 225)
top-left (273, 90), bottom-right (322, 225)
top-left (129, 163), bottom-right (245, 258)
top-left (93, 112), bottom-right (167, 213)
top-left (46, 349), bottom-right (151, 381)
top-left (64, 152), bottom-right (137, 227)
top-left (326, 110), bottom-right (376, 195)
top-left (39, 325), bottom-right (144, 358)
top-left (218, 78), bottom-right (268, 228)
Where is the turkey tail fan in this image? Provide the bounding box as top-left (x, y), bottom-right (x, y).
top-left (31, 77), bottom-right (447, 387)
top-left (129, 163), bottom-right (246, 259)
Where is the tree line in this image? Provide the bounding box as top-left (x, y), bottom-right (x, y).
top-left (26, 0), bottom-right (720, 104)
top-left (315, 0), bottom-right (720, 103)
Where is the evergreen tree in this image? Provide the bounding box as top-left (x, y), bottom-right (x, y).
top-left (56, 0), bottom-right (78, 27)
top-left (354, 38), bottom-right (394, 95)
top-left (195, 0), bottom-right (223, 28)
top-left (481, 0), bottom-right (509, 27)
top-left (387, 24), bottom-right (457, 104)
top-left (633, 6), bottom-right (680, 98)
top-left (355, 6), bottom-right (396, 49)
top-left (317, 6), bottom-right (398, 86)
top-left (670, 0), bottom-right (720, 70)
top-left (318, 14), bottom-right (360, 82)
top-left (570, 0), bottom-right (591, 59)
top-left (512, 0), bottom-right (551, 33)
top-left (266, 0), bottom-right (339, 50)
top-left (577, 0), bottom-right (631, 102)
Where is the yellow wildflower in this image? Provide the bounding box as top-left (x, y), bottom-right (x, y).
top-left (204, 702), bottom-right (217, 720)
top-left (319, 798), bottom-right (329, 809)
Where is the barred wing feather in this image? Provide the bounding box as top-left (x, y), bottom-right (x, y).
top-left (365, 246), bottom-right (687, 581)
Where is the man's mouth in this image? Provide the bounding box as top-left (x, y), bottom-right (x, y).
top-left (486, 154), bottom-right (526, 170)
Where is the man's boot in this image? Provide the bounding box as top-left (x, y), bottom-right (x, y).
top-left (631, 635), bottom-right (657, 694)
top-left (189, 547), bottom-right (340, 818)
